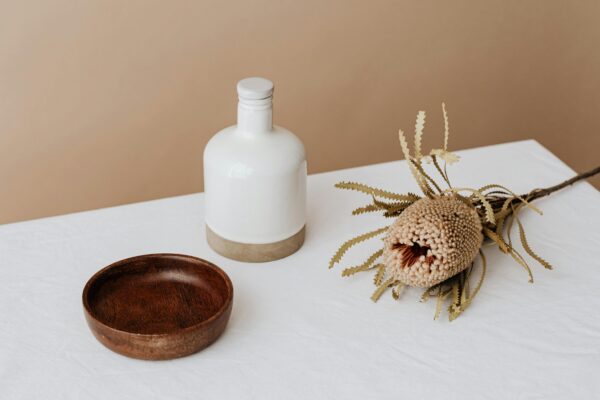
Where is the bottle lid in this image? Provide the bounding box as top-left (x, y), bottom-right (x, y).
top-left (237, 77), bottom-right (274, 100)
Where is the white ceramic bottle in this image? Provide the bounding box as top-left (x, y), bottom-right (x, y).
top-left (203, 77), bottom-right (306, 262)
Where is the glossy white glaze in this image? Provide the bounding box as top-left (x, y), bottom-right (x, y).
top-left (203, 78), bottom-right (306, 244)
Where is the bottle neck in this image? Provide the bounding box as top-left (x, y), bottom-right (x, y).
top-left (237, 96), bottom-right (273, 134)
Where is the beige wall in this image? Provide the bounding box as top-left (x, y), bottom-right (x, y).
top-left (1, 0), bottom-right (599, 225)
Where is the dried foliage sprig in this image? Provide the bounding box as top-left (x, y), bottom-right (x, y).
top-left (329, 104), bottom-right (600, 320)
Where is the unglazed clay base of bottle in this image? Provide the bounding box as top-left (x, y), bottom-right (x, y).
top-left (203, 77), bottom-right (307, 262)
top-left (206, 225), bottom-right (305, 263)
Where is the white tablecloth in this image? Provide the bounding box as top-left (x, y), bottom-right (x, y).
top-left (1, 140), bottom-right (599, 399)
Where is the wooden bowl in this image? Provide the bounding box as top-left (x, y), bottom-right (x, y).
top-left (82, 254), bottom-right (233, 360)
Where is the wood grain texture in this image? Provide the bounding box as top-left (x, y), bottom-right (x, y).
top-left (82, 254), bottom-right (233, 360)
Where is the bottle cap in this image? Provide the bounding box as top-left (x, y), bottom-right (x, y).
top-left (237, 77), bottom-right (274, 100)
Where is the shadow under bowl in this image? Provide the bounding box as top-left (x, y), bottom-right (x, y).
top-left (82, 253), bottom-right (233, 360)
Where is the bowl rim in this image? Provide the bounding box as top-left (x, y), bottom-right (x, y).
top-left (82, 253), bottom-right (234, 337)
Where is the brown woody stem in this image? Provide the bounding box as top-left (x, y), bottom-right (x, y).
top-left (523, 165), bottom-right (600, 202)
top-left (486, 165), bottom-right (600, 209)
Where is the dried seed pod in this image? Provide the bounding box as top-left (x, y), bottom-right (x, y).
top-left (383, 195), bottom-right (483, 287)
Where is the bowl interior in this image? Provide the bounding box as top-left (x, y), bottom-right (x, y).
top-left (84, 255), bottom-right (231, 335)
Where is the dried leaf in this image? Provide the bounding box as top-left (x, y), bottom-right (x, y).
top-left (342, 249), bottom-right (383, 277)
top-left (448, 278), bottom-right (468, 321)
top-left (508, 247), bottom-right (534, 283)
top-left (414, 111), bottom-right (426, 159)
top-left (450, 280), bottom-right (461, 313)
top-left (434, 288), bottom-right (451, 320)
top-left (420, 284), bottom-right (439, 302)
top-left (372, 197), bottom-right (414, 210)
top-left (448, 188), bottom-right (495, 224)
top-left (506, 210), bottom-right (534, 283)
top-left (442, 102), bottom-right (449, 151)
top-left (478, 184), bottom-right (543, 215)
top-left (431, 155), bottom-right (451, 187)
top-left (460, 272), bottom-right (469, 305)
top-left (398, 129), bottom-right (412, 162)
top-left (373, 263), bottom-right (386, 285)
top-left (483, 227), bottom-right (509, 253)
top-left (351, 204), bottom-right (381, 216)
top-left (515, 212), bottom-right (553, 270)
top-left (371, 277), bottom-right (395, 302)
top-left (383, 208), bottom-right (411, 218)
top-left (335, 182), bottom-right (419, 201)
top-left (495, 197), bottom-right (515, 237)
top-left (470, 250), bottom-right (487, 300)
top-left (411, 160), bottom-right (443, 194)
top-left (392, 283), bottom-right (405, 300)
top-left (371, 196), bottom-right (418, 218)
top-left (486, 190), bottom-right (512, 197)
top-left (329, 227), bottom-right (388, 268)
top-left (430, 148), bottom-right (460, 165)
top-left (399, 130), bottom-right (434, 197)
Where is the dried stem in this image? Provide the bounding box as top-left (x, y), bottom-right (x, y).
top-left (486, 165), bottom-right (600, 209)
top-left (524, 165), bottom-right (600, 202)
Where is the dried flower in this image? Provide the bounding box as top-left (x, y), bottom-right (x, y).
top-left (329, 104), bottom-right (598, 320)
top-left (383, 196), bottom-right (483, 287)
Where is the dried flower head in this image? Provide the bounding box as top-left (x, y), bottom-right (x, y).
top-left (383, 196), bottom-right (483, 287)
top-left (326, 104), bottom-right (583, 320)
